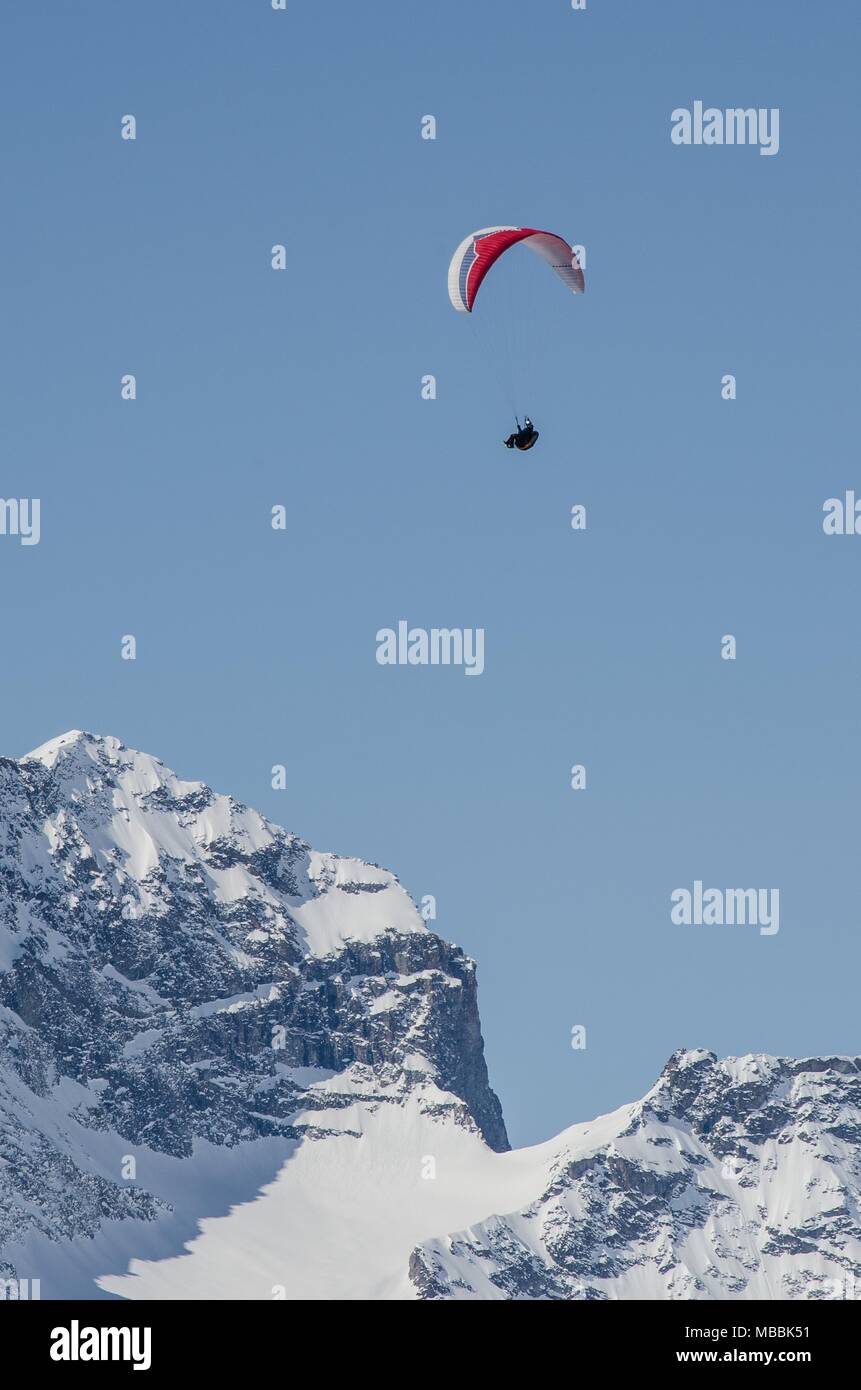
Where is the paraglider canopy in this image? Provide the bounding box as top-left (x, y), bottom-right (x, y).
top-left (448, 226), bottom-right (585, 314)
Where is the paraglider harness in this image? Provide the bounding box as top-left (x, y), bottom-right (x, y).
top-left (504, 416), bottom-right (539, 451)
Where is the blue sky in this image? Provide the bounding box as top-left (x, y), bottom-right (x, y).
top-left (1, 0), bottom-right (860, 1146)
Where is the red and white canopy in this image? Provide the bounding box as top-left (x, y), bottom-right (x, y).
top-left (448, 225), bottom-right (585, 313)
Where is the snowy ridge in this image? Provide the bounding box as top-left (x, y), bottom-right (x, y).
top-left (16, 731), bottom-right (426, 959)
top-left (408, 1048), bottom-right (861, 1300)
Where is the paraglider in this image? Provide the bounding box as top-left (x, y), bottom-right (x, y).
top-left (504, 417), bottom-right (539, 451)
top-left (447, 225), bottom-right (584, 450)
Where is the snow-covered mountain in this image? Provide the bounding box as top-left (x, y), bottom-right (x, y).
top-left (0, 733), bottom-right (858, 1300)
top-left (411, 1048), bottom-right (861, 1300)
top-left (0, 731), bottom-right (505, 1297)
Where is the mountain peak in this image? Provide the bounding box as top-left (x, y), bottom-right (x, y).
top-left (9, 731), bottom-right (432, 961)
top-left (23, 728), bottom-right (120, 765)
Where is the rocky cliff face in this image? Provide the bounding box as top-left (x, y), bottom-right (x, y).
top-left (0, 732), bottom-right (505, 1291)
